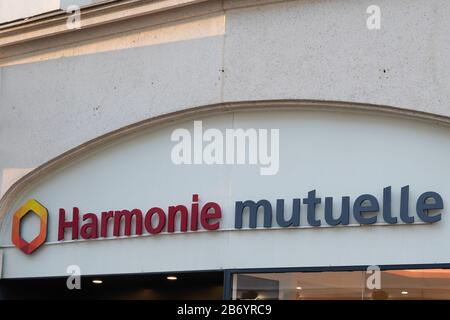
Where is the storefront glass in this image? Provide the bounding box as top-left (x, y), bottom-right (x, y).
top-left (231, 269), bottom-right (450, 300)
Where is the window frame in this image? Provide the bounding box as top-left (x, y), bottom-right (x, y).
top-left (222, 263), bottom-right (450, 300)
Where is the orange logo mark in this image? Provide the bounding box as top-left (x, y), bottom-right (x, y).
top-left (11, 199), bottom-right (48, 254)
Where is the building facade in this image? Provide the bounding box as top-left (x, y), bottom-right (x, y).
top-left (1, 0), bottom-right (450, 299)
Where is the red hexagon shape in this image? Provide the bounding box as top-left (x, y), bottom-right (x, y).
top-left (11, 199), bottom-right (48, 254)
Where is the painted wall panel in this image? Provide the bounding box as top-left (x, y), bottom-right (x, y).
top-left (2, 0), bottom-right (450, 197)
top-left (0, 108), bottom-right (449, 278)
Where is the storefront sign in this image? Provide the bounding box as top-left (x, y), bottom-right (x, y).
top-left (11, 185), bottom-right (444, 255)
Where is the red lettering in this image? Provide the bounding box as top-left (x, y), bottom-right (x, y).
top-left (58, 207), bottom-right (79, 240)
top-left (201, 202), bottom-right (222, 230)
top-left (144, 207), bottom-right (166, 234)
top-left (190, 194), bottom-right (199, 231)
top-left (113, 209), bottom-right (143, 236)
top-left (168, 205), bottom-right (188, 232)
top-left (56, 195), bottom-right (222, 241)
top-left (101, 211), bottom-right (114, 237)
top-left (80, 213), bottom-right (98, 239)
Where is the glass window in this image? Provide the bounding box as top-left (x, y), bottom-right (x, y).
top-left (231, 268), bottom-right (450, 300)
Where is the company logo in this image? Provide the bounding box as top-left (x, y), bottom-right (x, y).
top-left (11, 199), bottom-right (48, 254)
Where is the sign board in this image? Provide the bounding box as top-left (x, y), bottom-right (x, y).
top-left (0, 107), bottom-right (449, 278)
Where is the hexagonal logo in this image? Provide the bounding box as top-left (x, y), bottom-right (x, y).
top-left (11, 199), bottom-right (48, 254)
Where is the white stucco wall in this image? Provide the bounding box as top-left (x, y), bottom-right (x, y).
top-left (0, 0), bottom-right (449, 236)
top-left (0, 0), bottom-right (60, 24)
top-left (0, 0), bottom-right (114, 24)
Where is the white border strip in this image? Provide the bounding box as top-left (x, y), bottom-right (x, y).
top-left (0, 221), bottom-right (429, 249)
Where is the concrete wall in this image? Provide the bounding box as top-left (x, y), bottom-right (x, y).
top-left (0, 0), bottom-right (113, 24)
top-left (0, 0), bottom-right (60, 24)
top-left (1, 0), bottom-right (449, 193)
